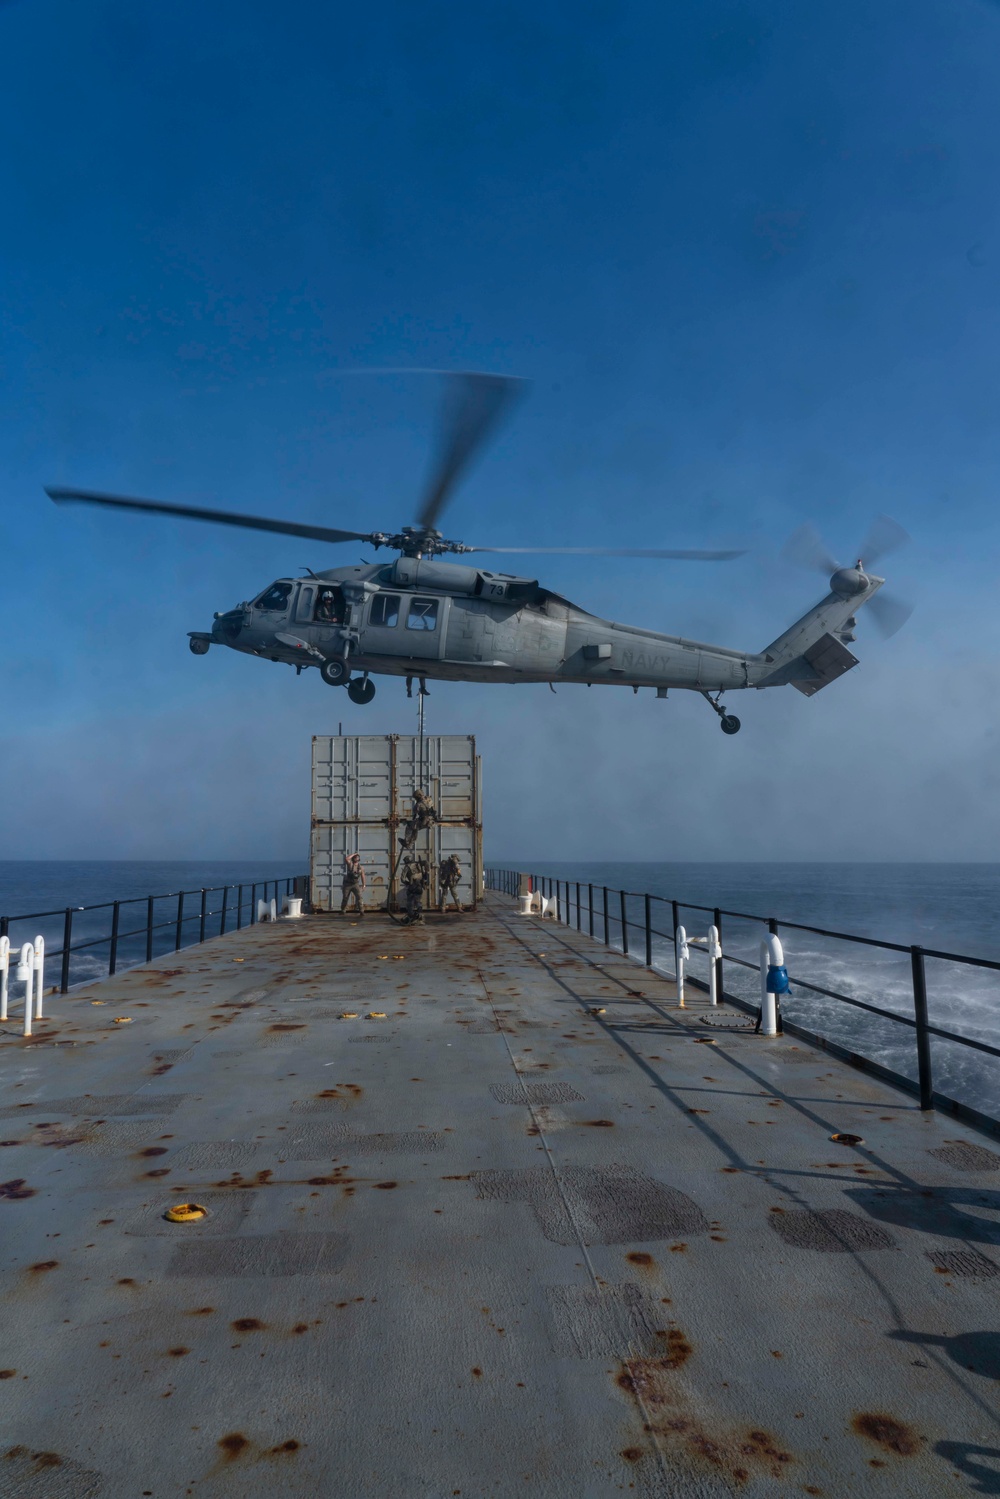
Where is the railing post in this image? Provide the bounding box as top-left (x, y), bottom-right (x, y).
top-left (911, 946), bottom-right (934, 1111)
top-left (714, 907), bottom-right (723, 1003)
top-left (671, 899), bottom-right (679, 942)
top-left (199, 889), bottom-right (207, 943)
top-left (146, 896), bottom-right (154, 964)
top-left (109, 901), bottom-right (121, 976)
top-left (60, 907), bottom-right (73, 994)
top-left (576, 882), bottom-right (582, 932)
top-left (236, 885), bottom-right (243, 931)
top-left (603, 887), bottom-right (609, 946)
top-left (644, 893), bottom-right (652, 968)
top-left (588, 884), bottom-right (594, 938)
top-left (175, 892), bottom-right (184, 950)
top-left (619, 890), bottom-right (629, 956)
top-left (220, 886), bottom-right (228, 936)
top-left (250, 884), bottom-right (257, 925)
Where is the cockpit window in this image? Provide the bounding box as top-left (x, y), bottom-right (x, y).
top-left (255, 582), bottom-right (292, 612)
top-left (406, 597), bottom-right (439, 631)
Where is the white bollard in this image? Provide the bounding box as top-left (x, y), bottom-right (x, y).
top-left (707, 924), bottom-right (722, 1006)
top-left (758, 933), bottom-right (787, 1038)
top-left (270, 898), bottom-right (277, 923)
top-left (15, 943), bottom-right (34, 1038)
top-left (0, 936), bottom-right (9, 1022)
top-left (675, 925), bottom-right (690, 1008)
top-left (33, 934), bottom-right (45, 1020)
top-left (257, 899), bottom-right (268, 923)
top-left (518, 894), bottom-right (533, 916)
top-left (285, 897), bottom-right (303, 919)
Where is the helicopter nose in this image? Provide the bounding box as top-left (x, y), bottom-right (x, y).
top-left (212, 607), bottom-right (245, 642)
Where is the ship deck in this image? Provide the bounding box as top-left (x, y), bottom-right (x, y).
top-left (1, 893), bottom-right (998, 1498)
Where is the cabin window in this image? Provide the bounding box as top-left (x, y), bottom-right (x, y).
top-left (315, 586), bottom-right (345, 623)
top-left (406, 597), bottom-right (439, 631)
top-left (255, 582), bottom-right (292, 612)
top-left (370, 593), bottom-right (401, 628)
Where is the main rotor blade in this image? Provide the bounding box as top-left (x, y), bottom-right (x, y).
top-left (466, 545), bottom-right (746, 560)
top-left (416, 373), bottom-right (524, 534)
top-left (46, 486), bottom-right (376, 547)
top-left (859, 514), bottom-right (909, 569)
top-left (780, 524), bottom-right (839, 575)
top-left (868, 589), bottom-right (914, 638)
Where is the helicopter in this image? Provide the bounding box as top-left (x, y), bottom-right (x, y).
top-left (47, 372), bottom-right (910, 734)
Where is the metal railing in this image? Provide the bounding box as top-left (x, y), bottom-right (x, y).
top-left (484, 867), bottom-right (1000, 1138)
top-left (0, 875), bottom-right (307, 995)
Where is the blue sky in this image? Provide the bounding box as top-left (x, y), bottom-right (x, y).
top-left (2, 0), bottom-right (1000, 860)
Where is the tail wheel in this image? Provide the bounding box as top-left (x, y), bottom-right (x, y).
top-left (347, 677), bottom-right (376, 705)
top-left (320, 658), bottom-right (350, 687)
top-left (720, 714), bottom-right (741, 735)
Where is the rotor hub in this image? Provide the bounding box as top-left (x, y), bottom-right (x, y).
top-left (830, 565), bottom-right (869, 598)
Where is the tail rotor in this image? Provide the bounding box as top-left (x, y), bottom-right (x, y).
top-left (781, 514), bottom-right (914, 638)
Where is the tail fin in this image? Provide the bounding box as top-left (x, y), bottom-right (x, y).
top-left (752, 576), bottom-right (884, 696)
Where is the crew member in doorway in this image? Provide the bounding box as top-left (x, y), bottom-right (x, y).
top-left (315, 588), bottom-right (338, 622)
top-left (341, 852), bottom-right (366, 916)
top-left (400, 856), bottom-right (429, 924)
top-left (439, 853), bottom-right (462, 910)
top-left (400, 788), bottom-right (437, 851)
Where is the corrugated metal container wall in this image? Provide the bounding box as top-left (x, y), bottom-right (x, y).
top-left (310, 735), bottom-right (482, 913)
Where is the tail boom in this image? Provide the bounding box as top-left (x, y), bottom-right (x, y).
top-left (751, 576), bottom-right (884, 696)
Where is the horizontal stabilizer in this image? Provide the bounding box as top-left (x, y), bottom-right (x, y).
top-left (794, 633), bottom-right (859, 696)
top-left (754, 633), bottom-right (859, 694)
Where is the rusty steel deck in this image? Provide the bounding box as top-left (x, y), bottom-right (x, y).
top-left (1, 894), bottom-right (998, 1497)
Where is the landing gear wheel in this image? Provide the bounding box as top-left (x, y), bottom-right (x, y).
top-left (320, 658), bottom-right (350, 687)
top-left (347, 676), bottom-right (376, 705)
top-left (720, 714), bottom-right (741, 735)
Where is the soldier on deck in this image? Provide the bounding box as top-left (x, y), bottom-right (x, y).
top-left (439, 853), bottom-right (462, 911)
top-left (399, 788), bottom-right (437, 852)
top-left (340, 852), bottom-right (366, 917)
top-left (400, 856), bottom-right (429, 924)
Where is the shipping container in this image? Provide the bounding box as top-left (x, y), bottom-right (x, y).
top-left (310, 735), bottom-right (482, 913)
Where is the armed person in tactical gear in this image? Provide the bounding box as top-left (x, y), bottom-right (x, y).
top-left (399, 788), bottom-right (437, 852)
top-left (400, 855), bottom-right (429, 924)
top-left (438, 853), bottom-right (462, 910)
top-left (340, 851), bottom-right (366, 916)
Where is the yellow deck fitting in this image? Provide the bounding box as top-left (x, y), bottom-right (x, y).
top-left (113, 1017), bottom-right (132, 1024)
top-left (164, 1203), bottom-right (208, 1223)
top-left (90, 1000), bottom-right (106, 1006)
top-left (368, 1011), bottom-right (388, 1019)
top-left (830, 1132), bottom-right (864, 1146)
top-left (339, 1012), bottom-right (359, 1020)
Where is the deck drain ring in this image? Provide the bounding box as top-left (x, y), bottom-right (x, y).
top-left (830, 1133), bottom-right (865, 1147)
top-left (164, 1203), bottom-right (209, 1223)
top-left (699, 1013), bottom-right (756, 1031)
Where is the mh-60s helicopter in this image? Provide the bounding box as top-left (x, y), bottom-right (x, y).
top-left (48, 372), bottom-right (911, 734)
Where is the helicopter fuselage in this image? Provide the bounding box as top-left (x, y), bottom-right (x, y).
top-left (196, 555), bottom-right (882, 701)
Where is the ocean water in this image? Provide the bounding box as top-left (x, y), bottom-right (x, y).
top-left (518, 863), bottom-right (1000, 1122)
top-left (0, 861), bottom-right (303, 990)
